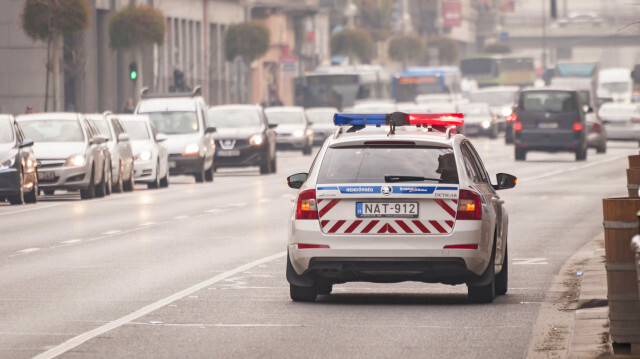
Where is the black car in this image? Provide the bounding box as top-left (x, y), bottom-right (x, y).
top-left (207, 105), bottom-right (277, 174)
top-left (0, 115), bottom-right (38, 204)
top-left (513, 89), bottom-right (588, 161)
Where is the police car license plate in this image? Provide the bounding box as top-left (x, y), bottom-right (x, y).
top-left (356, 202), bottom-right (418, 218)
top-left (217, 150), bottom-right (240, 157)
top-left (37, 171), bottom-right (54, 180)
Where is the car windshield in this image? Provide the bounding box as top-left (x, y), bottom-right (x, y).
top-left (122, 121), bottom-right (150, 140)
top-left (146, 111), bottom-right (198, 134)
top-left (602, 82), bottom-right (630, 93)
top-left (18, 119), bottom-right (84, 142)
top-left (91, 119), bottom-right (113, 140)
top-left (306, 110), bottom-right (336, 124)
top-left (521, 91), bottom-right (577, 112)
top-left (265, 111), bottom-right (305, 125)
top-left (468, 91), bottom-right (516, 106)
top-left (461, 106), bottom-right (490, 116)
top-left (208, 109), bottom-right (261, 128)
top-left (317, 146), bottom-right (458, 184)
top-left (0, 119), bottom-right (14, 143)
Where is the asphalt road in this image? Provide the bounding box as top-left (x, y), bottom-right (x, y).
top-left (0, 136), bottom-right (634, 359)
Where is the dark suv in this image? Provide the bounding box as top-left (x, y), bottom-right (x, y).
top-left (513, 89), bottom-right (588, 161)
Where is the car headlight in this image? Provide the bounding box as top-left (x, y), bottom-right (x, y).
top-left (183, 143), bottom-right (200, 156)
top-left (501, 107), bottom-right (513, 117)
top-left (482, 120), bottom-right (491, 129)
top-left (249, 134), bottom-right (264, 146)
top-left (137, 151), bottom-right (152, 161)
top-left (305, 128), bottom-right (313, 136)
top-left (0, 156), bottom-right (15, 170)
top-left (292, 130), bottom-right (304, 137)
top-left (66, 154), bottom-right (86, 167)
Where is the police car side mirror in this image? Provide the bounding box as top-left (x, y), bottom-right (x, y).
top-left (118, 133), bottom-right (130, 142)
top-left (205, 126), bottom-right (217, 134)
top-left (493, 173), bottom-right (517, 190)
top-left (156, 133), bottom-right (168, 143)
top-left (268, 123), bottom-right (278, 129)
top-left (19, 140), bottom-right (34, 148)
top-left (287, 173), bottom-right (308, 189)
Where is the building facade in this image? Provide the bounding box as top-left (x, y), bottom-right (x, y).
top-left (0, 0), bottom-right (329, 114)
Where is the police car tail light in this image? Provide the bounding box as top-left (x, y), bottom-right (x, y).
top-left (505, 114), bottom-right (517, 123)
top-left (407, 113), bottom-right (464, 127)
top-left (296, 189), bottom-right (318, 220)
top-left (456, 190), bottom-right (482, 220)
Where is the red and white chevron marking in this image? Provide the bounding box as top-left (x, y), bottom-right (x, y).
top-left (316, 198), bottom-right (458, 235)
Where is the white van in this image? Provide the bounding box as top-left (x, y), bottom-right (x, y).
top-left (598, 68), bottom-right (632, 103)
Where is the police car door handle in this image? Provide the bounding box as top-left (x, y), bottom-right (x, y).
top-left (491, 198), bottom-right (505, 205)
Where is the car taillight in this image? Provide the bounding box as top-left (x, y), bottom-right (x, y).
top-left (297, 244), bottom-right (330, 249)
top-left (513, 121), bottom-right (523, 131)
top-left (573, 121), bottom-right (583, 131)
top-left (456, 190), bottom-right (482, 220)
top-left (592, 122), bottom-right (601, 133)
top-left (296, 189), bottom-right (318, 220)
top-left (631, 117), bottom-right (640, 124)
top-left (505, 114), bottom-right (517, 123)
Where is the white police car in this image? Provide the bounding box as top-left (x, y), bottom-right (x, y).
top-left (286, 112), bottom-right (517, 303)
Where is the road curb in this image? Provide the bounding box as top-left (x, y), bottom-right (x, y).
top-left (527, 235), bottom-right (613, 359)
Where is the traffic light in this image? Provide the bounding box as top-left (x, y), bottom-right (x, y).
top-left (129, 62), bottom-right (138, 81)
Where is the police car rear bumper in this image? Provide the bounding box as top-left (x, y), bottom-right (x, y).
top-left (288, 220), bottom-right (491, 284)
top-left (0, 169), bottom-right (21, 196)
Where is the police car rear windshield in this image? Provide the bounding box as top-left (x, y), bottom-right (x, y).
top-left (316, 146), bottom-right (458, 184)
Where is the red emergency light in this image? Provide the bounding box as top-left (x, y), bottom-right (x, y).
top-left (407, 113), bottom-right (464, 127)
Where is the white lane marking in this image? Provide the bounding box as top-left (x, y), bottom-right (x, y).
top-left (521, 155), bottom-right (626, 183)
top-left (131, 322), bottom-right (304, 328)
top-left (101, 230), bottom-right (121, 236)
top-left (140, 222), bottom-right (156, 226)
top-left (205, 209), bottom-right (224, 214)
top-left (229, 203), bottom-right (247, 207)
top-left (173, 215), bottom-right (189, 220)
top-left (17, 248), bottom-right (41, 254)
top-left (259, 199), bottom-right (269, 203)
top-left (61, 240), bottom-right (82, 244)
top-left (0, 203), bottom-right (67, 217)
top-left (513, 258), bottom-right (548, 265)
top-left (32, 251), bottom-right (286, 359)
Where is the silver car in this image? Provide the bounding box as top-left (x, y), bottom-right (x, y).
top-left (459, 103), bottom-right (499, 139)
top-left (598, 102), bottom-right (640, 146)
top-left (86, 112), bottom-right (135, 192)
top-left (135, 88), bottom-right (216, 183)
top-left (119, 114), bottom-right (169, 189)
top-left (265, 107), bottom-right (313, 155)
top-left (305, 107), bottom-right (338, 145)
top-left (16, 112), bottom-right (110, 199)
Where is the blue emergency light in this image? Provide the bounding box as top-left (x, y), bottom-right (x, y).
top-left (333, 113), bottom-right (387, 126)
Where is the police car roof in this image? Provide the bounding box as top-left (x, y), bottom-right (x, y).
top-left (328, 126), bottom-right (459, 148)
top-left (15, 112), bottom-right (80, 121)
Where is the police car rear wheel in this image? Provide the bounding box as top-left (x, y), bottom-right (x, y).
top-left (290, 283), bottom-right (317, 302)
top-left (468, 244), bottom-right (496, 303)
top-left (317, 282), bottom-right (333, 295)
top-left (515, 148), bottom-right (526, 161)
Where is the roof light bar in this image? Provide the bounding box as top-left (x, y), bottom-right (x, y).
top-left (333, 112), bottom-right (464, 127)
top-left (333, 113), bottom-right (387, 126)
top-left (408, 113), bottom-right (464, 126)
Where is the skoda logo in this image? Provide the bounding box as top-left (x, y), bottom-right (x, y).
top-left (381, 186), bottom-right (392, 196)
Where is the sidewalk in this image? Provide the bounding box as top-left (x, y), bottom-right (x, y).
top-left (528, 236), bottom-right (615, 358)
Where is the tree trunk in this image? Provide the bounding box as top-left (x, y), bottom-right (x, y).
top-left (134, 47), bottom-right (143, 102)
top-left (52, 34), bottom-right (62, 111)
